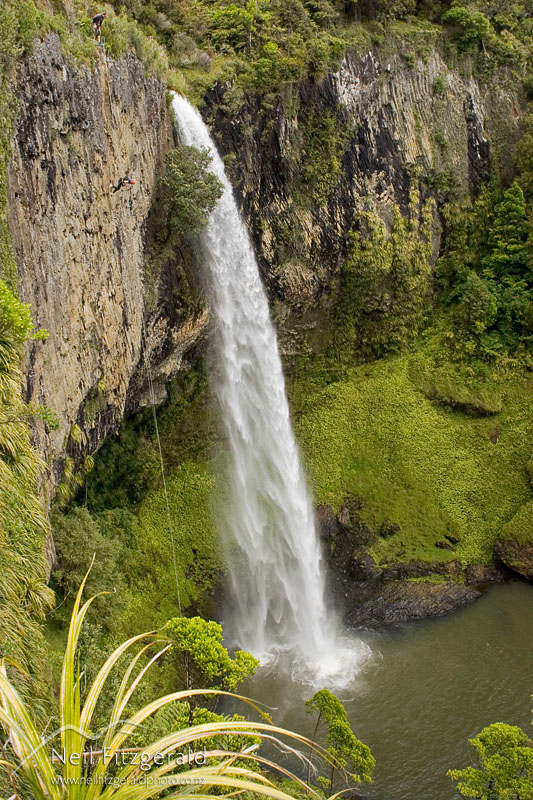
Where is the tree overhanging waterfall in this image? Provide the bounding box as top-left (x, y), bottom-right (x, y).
top-left (172, 94), bottom-right (366, 677)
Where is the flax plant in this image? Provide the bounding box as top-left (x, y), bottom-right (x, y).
top-left (0, 568), bottom-right (342, 799)
top-left (0, 280), bottom-right (53, 717)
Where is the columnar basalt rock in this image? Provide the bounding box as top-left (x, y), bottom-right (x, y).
top-left (7, 35), bottom-right (208, 503)
top-left (206, 50), bottom-right (523, 355)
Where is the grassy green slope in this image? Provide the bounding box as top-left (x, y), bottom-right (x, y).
top-left (292, 355), bottom-right (533, 566)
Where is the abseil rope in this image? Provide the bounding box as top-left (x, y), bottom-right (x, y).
top-left (142, 315), bottom-right (182, 616)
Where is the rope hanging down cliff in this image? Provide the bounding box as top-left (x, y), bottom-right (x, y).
top-left (142, 316), bottom-right (182, 617)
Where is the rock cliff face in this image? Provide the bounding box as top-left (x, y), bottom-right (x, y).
top-left (6, 37), bottom-right (525, 504)
top-left (207, 49), bottom-right (523, 354)
top-left (7, 35), bottom-right (208, 503)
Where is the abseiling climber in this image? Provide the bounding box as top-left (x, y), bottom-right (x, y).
top-left (92, 11), bottom-right (106, 41)
top-left (110, 177), bottom-right (136, 194)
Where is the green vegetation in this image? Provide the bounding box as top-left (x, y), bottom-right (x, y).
top-left (109, 0), bottom-right (346, 101)
top-left (290, 353), bottom-right (533, 566)
top-left (0, 280), bottom-right (53, 716)
top-left (442, 6), bottom-right (491, 52)
top-left (129, 616), bottom-right (259, 755)
top-left (49, 369), bottom-right (221, 645)
top-left (160, 145), bottom-right (224, 240)
top-left (145, 617), bottom-right (260, 752)
top-left (167, 617), bottom-right (259, 691)
top-left (514, 112), bottom-right (533, 201)
top-left (306, 689), bottom-right (375, 791)
top-left (99, 0), bottom-right (533, 105)
top-left (501, 500), bottom-right (533, 545)
top-left (319, 145), bottom-right (531, 579)
top-left (51, 460), bottom-right (221, 636)
top-left (0, 575), bottom-right (347, 800)
top-left (436, 183), bottom-right (532, 362)
top-left (448, 723), bottom-right (533, 799)
top-left (442, 3), bottom-right (530, 68)
top-left (335, 190), bottom-right (435, 360)
top-left (290, 108), bottom-right (353, 207)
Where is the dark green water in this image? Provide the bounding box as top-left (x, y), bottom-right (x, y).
top-left (239, 582), bottom-right (533, 800)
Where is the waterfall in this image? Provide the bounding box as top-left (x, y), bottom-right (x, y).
top-left (172, 95), bottom-right (366, 677)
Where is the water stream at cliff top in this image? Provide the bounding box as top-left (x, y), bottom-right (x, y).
top-left (172, 93), bottom-right (368, 681)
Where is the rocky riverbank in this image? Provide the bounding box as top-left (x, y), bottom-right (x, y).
top-left (318, 499), bottom-right (518, 627)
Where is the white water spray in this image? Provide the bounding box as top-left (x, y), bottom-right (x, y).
top-left (172, 94), bottom-right (369, 680)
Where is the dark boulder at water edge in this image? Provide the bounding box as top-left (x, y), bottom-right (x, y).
top-left (345, 581), bottom-right (481, 629)
top-left (495, 539), bottom-right (533, 581)
top-left (494, 499), bottom-right (533, 580)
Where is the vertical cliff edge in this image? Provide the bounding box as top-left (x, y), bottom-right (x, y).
top-left (7, 34), bottom-right (209, 504)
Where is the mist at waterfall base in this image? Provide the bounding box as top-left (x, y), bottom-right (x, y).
top-left (239, 583), bottom-right (533, 800)
top-left (172, 93), bottom-right (369, 686)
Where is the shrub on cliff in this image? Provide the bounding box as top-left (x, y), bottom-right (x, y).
top-left (436, 181), bottom-right (533, 361)
top-left (334, 190), bottom-right (435, 360)
top-left (443, 6), bottom-right (491, 52)
top-left (514, 113), bottom-right (533, 201)
top-left (482, 182), bottom-right (530, 280)
top-left (161, 144), bottom-right (223, 240)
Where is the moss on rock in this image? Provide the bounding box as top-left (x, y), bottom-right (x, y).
top-left (494, 501), bottom-right (533, 580)
top-left (501, 500), bottom-right (533, 546)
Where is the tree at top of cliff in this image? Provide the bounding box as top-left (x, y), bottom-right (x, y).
top-left (443, 5), bottom-right (491, 49)
top-left (482, 181), bottom-right (530, 280)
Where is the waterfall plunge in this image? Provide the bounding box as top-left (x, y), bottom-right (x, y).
top-left (172, 94), bottom-right (368, 680)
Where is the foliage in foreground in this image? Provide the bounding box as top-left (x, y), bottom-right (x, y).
top-left (306, 689), bottom-right (375, 791)
top-left (133, 616), bottom-right (260, 755)
top-left (0, 280), bottom-right (53, 717)
top-left (0, 572), bottom-right (358, 799)
top-left (448, 722), bottom-right (533, 799)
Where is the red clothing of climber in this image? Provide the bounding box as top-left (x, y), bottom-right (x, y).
top-left (110, 177), bottom-right (136, 194)
top-left (92, 12), bottom-right (106, 41)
